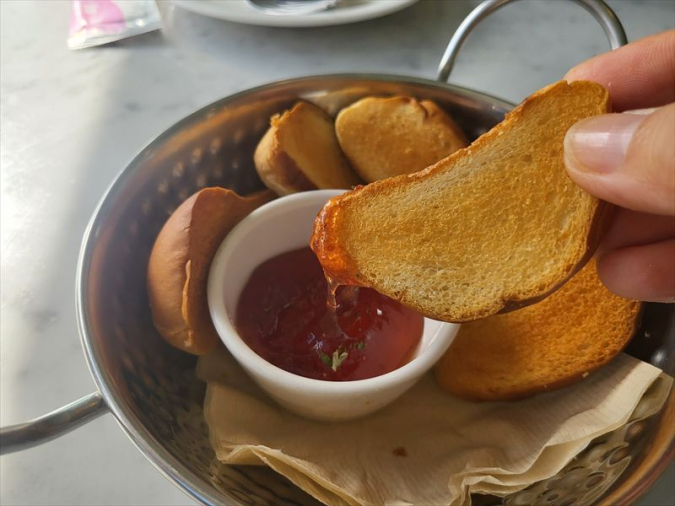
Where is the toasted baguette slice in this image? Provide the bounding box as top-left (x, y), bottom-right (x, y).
top-left (311, 81), bottom-right (612, 322)
top-left (147, 188), bottom-right (275, 355)
top-left (254, 101), bottom-right (361, 196)
top-left (335, 96), bottom-right (469, 182)
top-left (435, 260), bottom-right (642, 401)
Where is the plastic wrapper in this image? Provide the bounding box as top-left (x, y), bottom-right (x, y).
top-left (68, 0), bottom-right (162, 50)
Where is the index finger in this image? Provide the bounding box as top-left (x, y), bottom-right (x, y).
top-left (565, 30), bottom-right (675, 112)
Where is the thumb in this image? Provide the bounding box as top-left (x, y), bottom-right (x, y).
top-left (564, 104), bottom-right (675, 215)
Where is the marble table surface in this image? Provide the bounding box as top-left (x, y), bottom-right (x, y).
top-left (1, 0), bottom-right (673, 504)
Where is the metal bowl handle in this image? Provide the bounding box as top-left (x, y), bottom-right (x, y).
top-left (0, 392), bottom-right (108, 455)
top-left (437, 0), bottom-right (628, 83)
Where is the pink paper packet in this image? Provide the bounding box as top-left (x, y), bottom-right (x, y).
top-left (68, 0), bottom-right (162, 50)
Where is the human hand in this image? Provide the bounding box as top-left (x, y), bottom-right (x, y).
top-left (563, 30), bottom-right (675, 302)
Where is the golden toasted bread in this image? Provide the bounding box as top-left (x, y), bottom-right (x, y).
top-left (311, 81), bottom-right (612, 322)
top-left (147, 188), bottom-right (275, 355)
top-left (335, 96), bottom-right (468, 182)
top-left (435, 260), bottom-right (641, 401)
top-left (254, 101), bottom-right (361, 195)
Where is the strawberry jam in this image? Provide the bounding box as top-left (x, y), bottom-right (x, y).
top-left (235, 247), bottom-right (423, 381)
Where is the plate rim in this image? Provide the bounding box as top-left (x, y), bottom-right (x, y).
top-left (170, 0), bottom-right (420, 28)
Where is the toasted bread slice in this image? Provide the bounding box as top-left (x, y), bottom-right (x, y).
top-left (435, 260), bottom-right (641, 401)
top-left (311, 81), bottom-right (612, 322)
top-left (335, 96), bottom-right (469, 182)
top-left (254, 101), bottom-right (361, 196)
top-left (147, 188), bottom-right (275, 355)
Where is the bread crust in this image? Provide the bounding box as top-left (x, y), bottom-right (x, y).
top-left (311, 81), bottom-right (612, 322)
top-left (147, 188), bottom-right (275, 355)
top-left (335, 96), bottom-right (469, 182)
top-left (435, 261), bottom-right (643, 401)
top-left (419, 99), bottom-right (469, 147)
top-left (444, 322), bottom-right (642, 402)
top-left (254, 121), bottom-right (316, 196)
top-left (254, 101), bottom-right (360, 195)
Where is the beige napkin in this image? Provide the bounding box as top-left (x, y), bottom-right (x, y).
top-left (197, 349), bottom-right (672, 506)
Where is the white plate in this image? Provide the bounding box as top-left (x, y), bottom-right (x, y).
top-left (171, 0), bottom-right (419, 27)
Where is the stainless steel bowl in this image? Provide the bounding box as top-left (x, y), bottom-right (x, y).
top-left (2, 1), bottom-right (672, 505)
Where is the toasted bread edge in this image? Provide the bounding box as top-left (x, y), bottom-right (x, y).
top-left (254, 113), bottom-right (317, 196)
top-left (312, 81), bottom-right (612, 323)
top-left (440, 301), bottom-right (643, 402)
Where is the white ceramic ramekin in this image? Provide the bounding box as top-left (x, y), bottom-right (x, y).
top-left (207, 189), bottom-right (459, 421)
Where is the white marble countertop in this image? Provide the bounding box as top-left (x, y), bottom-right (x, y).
top-left (1, 0), bottom-right (673, 504)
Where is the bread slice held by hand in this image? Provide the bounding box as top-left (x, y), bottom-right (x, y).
top-left (311, 81), bottom-right (612, 322)
top-left (254, 101), bottom-right (361, 196)
top-left (435, 260), bottom-right (641, 401)
top-left (147, 188), bottom-right (275, 355)
top-left (335, 96), bottom-right (469, 182)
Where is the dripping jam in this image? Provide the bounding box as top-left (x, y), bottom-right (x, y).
top-left (235, 247), bottom-right (424, 381)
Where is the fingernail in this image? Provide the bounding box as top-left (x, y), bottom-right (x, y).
top-left (564, 113), bottom-right (645, 174)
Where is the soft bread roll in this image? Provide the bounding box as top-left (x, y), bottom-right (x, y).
top-left (435, 260), bottom-right (642, 401)
top-left (335, 96), bottom-right (468, 182)
top-left (254, 101), bottom-right (361, 195)
top-left (311, 81), bottom-right (612, 322)
top-left (147, 188), bottom-right (275, 355)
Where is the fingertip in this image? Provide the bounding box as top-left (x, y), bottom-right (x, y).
top-left (597, 240), bottom-right (675, 302)
top-left (563, 106), bottom-right (675, 215)
top-left (597, 209), bottom-right (675, 254)
top-left (562, 31), bottom-right (675, 111)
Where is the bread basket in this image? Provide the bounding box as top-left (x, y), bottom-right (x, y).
top-left (1, 1), bottom-right (672, 504)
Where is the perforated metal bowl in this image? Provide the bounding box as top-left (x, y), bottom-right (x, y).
top-left (1, 1), bottom-right (672, 505)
